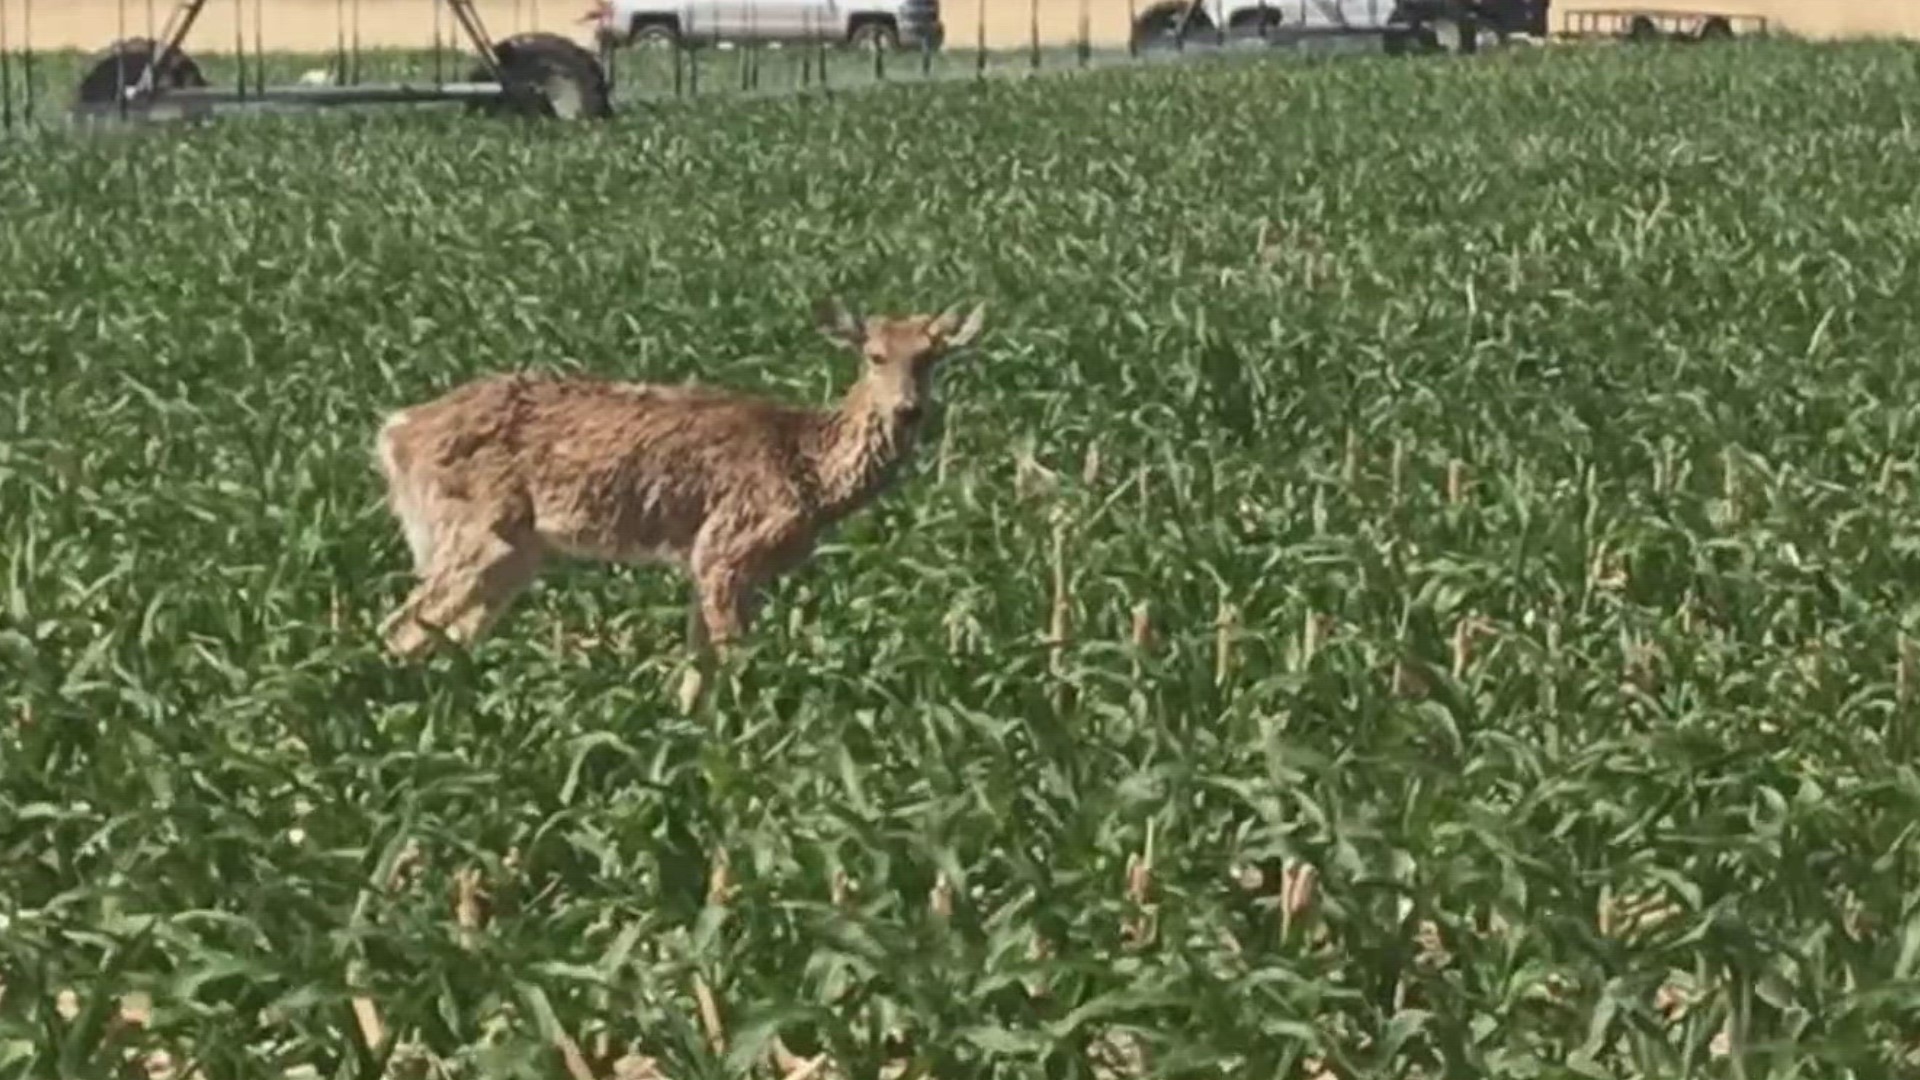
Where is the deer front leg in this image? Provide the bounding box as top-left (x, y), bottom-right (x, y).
top-left (687, 509), bottom-right (805, 657)
top-left (691, 565), bottom-right (762, 657)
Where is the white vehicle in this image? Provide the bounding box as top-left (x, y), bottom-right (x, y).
top-left (584, 0), bottom-right (945, 50)
top-left (1130, 0), bottom-right (1549, 50)
top-left (1130, 0), bottom-right (1394, 43)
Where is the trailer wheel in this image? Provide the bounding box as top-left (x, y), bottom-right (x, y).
top-left (1625, 15), bottom-right (1663, 42)
top-left (629, 19), bottom-right (682, 47)
top-left (848, 18), bottom-right (901, 49)
top-left (75, 37), bottom-right (207, 106)
top-left (1696, 16), bottom-right (1734, 41)
top-left (470, 32), bottom-right (614, 121)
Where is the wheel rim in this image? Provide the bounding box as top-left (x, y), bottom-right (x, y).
top-left (543, 77), bottom-right (584, 118)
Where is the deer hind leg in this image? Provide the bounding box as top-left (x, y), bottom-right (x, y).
top-left (376, 412), bottom-right (439, 574)
top-left (383, 521), bottom-right (545, 660)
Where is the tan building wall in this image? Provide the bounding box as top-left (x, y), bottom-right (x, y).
top-left (11, 0), bottom-right (1918, 54)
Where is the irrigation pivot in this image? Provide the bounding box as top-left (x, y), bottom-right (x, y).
top-left (69, 0), bottom-right (616, 125)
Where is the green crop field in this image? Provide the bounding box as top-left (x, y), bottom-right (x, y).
top-left (5, 35), bottom-right (1920, 1080)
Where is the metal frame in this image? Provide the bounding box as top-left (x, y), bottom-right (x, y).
top-left (71, 0), bottom-right (580, 122)
top-left (1561, 7), bottom-right (1770, 41)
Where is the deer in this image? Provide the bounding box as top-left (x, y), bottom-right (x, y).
top-left (371, 297), bottom-right (987, 661)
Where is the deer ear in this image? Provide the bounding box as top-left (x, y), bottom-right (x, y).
top-left (939, 302), bottom-right (987, 351)
top-left (814, 297), bottom-right (865, 349)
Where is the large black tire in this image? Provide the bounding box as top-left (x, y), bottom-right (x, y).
top-left (1226, 6), bottom-right (1284, 40)
top-left (631, 20), bottom-right (681, 47)
top-left (1625, 15), bottom-right (1663, 43)
top-left (74, 37), bottom-right (207, 107)
top-left (847, 19), bottom-right (901, 49)
top-left (1131, 0), bottom-right (1215, 49)
top-left (468, 32), bottom-right (614, 121)
top-left (1696, 16), bottom-right (1734, 42)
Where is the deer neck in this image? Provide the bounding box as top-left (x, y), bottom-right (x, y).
top-left (807, 381), bottom-right (924, 518)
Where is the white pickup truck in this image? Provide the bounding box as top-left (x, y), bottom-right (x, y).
top-left (584, 0), bottom-right (944, 50)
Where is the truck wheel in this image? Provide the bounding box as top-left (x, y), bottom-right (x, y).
top-left (1696, 16), bottom-right (1733, 41)
top-left (470, 32), bottom-right (615, 120)
top-left (1625, 15), bottom-right (1662, 42)
top-left (1132, 0), bottom-right (1213, 48)
top-left (1227, 7), bottom-right (1284, 40)
top-left (848, 20), bottom-right (900, 49)
top-left (75, 37), bottom-right (207, 106)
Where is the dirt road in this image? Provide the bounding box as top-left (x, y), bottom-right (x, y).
top-left (15, 0), bottom-right (1917, 53)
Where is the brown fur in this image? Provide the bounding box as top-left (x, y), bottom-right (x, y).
top-left (372, 298), bottom-right (987, 660)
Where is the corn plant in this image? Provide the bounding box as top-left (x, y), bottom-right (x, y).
top-left (4, 35), bottom-right (1920, 1080)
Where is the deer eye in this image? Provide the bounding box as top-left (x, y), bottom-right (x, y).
top-left (864, 350), bottom-right (888, 365)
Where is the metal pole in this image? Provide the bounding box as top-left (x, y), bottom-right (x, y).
top-left (446, 0), bottom-right (501, 73)
top-left (799, 6), bottom-right (811, 87)
top-left (2, 0), bottom-right (14, 134)
top-left (351, 0), bottom-right (362, 85)
top-left (739, 0), bottom-right (749, 92)
top-left (974, 0), bottom-right (984, 78)
top-left (674, 1), bottom-right (687, 95)
top-left (20, 0), bottom-right (31, 125)
top-left (253, 0), bottom-right (263, 94)
top-left (1078, 0), bottom-right (1090, 66)
top-left (117, 0), bottom-right (129, 117)
top-left (233, 0), bottom-right (246, 100)
top-left (1028, 0), bottom-right (1038, 70)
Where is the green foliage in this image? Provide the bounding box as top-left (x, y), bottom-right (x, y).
top-left (5, 35), bottom-right (1920, 1079)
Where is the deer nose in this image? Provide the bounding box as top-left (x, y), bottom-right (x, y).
top-left (898, 403), bottom-right (925, 425)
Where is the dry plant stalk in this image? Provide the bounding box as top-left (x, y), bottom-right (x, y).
top-left (1389, 439), bottom-right (1407, 507)
top-left (453, 865), bottom-right (490, 953)
top-left (1026, 934), bottom-right (1054, 1000)
top-left (1130, 601), bottom-right (1154, 653)
top-left (1446, 458), bottom-right (1468, 504)
top-left (929, 871), bottom-right (954, 920)
top-left (693, 977), bottom-right (727, 1057)
top-left (1451, 616), bottom-right (1490, 681)
top-left (1301, 610), bottom-right (1329, 668)
top-left (779, 1054), bottom-right (831, 1080)
top-left (707, 847), bottom-right (736, 906)
top-left (1122, 822), bottom-right (1158, 949)
top-left (1342, 428), bottom-right (1361, 488)
top-left (351, 994), bottom-right (386, 1052)
top-left (689, 847), bottom-right (734, 1056)
top-left (1082, 441), bottom-right (1101, 486)
top-left (554, 1033), bottom-right (600, 1080)
top-left (1214, 601), bottom-right (1239, 687)
top-left (1722, 447), bottom-right (1742, 520)
top-left (1049, 514), bottom-right (1072, 666)
top-left (935, 403), bottom-right (956, 485)
top-left (1899, 635), bottom-right (1915, 708)
top-left (1280, 861), bottom-right (1319, 940)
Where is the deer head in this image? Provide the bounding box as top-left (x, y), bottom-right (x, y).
top-left (815, 298), bottom-right (986, 426)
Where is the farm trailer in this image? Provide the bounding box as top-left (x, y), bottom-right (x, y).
top-left (1128, 1), bottom-right (1761, 55)
top-left (68, 0), bottom-right (616, 125)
